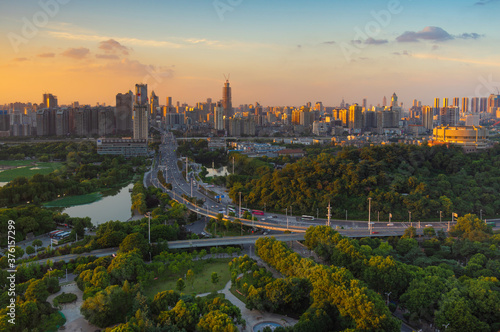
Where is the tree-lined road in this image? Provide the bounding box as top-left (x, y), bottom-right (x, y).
top-left (146, 129), bottom-right (499, 234)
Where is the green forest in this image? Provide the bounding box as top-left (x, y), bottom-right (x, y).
top-left (225, 143), bottom-right (500, 220)
top-left (0, 141), bottom-right (147, 207)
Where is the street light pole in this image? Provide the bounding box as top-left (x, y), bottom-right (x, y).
top-left (327, 202), bottom-right (331, 228)
top-left (239, 192), bottom-right (242, 219)
top-left (440, 211), bottom-right (442, 223)
top-left (409, 211), bottom-right (411, 227)
top-left (368, 197), bottom-right (372, 232)
top-left (148, 212), bottom-right (151, 244)
top-left (286, 208), bottom-right (288, 230)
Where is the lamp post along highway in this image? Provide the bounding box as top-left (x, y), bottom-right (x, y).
top-left (368, 197), bottom-right (372, 231)
top-left (239, 192), bottom-right (242, 219)
top-left (148, 212), bottom-right (151, 244)
top-left (327, 202), bottom-right (331, 228)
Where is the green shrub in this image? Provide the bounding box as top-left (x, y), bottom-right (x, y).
top-left (54, 292), bottom-right (77, 304)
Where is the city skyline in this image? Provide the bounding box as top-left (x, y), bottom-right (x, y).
top-left (1, 0), bottom-right (500, 107)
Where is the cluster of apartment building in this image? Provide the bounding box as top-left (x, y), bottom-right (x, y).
top-left (2, 83), bottom-right (499, 155)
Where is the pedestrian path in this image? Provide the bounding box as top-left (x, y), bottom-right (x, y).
top-left (197, 277), bottom-right (297, 331)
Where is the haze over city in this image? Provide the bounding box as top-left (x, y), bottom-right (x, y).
top-left (1, 0), bottom-right (500, 108)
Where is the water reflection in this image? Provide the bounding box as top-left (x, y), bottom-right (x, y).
top-left (206, 166), bottom-right (229, 177)
top-left (63, 182), bottom-right (134, 226)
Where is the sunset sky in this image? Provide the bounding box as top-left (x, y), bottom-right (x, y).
top-left (1, 0), bottom-right (499, 108)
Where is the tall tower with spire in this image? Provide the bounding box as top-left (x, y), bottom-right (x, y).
top-left (222, 77), bottom-right (232, 117)
top-left (390, 93), bottom-right (398, 107)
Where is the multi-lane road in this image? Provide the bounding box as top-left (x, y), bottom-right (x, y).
top-left (147, 129), bottom-right (498, 233)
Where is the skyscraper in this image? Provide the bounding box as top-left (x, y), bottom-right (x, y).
top-left (133, 84), bottom-right (148, 140)
top-left (382, 96), bottom-right (387, 107)
top-left (222, 79), bottom-right (232, 117)
top-left (214, 102), bottom-right (224, 130)
top-left (390, 93), bottom-right (398, 107)
top-left (471, 97), bottom-right (479, 113)
top-left (434, 98), bottom-right (440, 109)
top-left (443, 98), bottom-right (449, 108)
top-left (488, 94), bottom-right (500, 114)
top-left (43, 93), bottom-right (58, 109)
top-left (348, 104), bottom-right (363, 130)
top-left (462, 97), bottom-right (469, 114)
top-left (150, 91), bottom-right (159, 117)
top-left (480, 97), bottom-right (488, 113)
top-left (115, 91), bottom-right (133, 134)
top-left (453, 97), bottom-right (460, 109)
top-left (422, 106), bottom-right (433, 131)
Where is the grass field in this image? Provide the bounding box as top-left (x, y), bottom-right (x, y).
top-left (0, 162), bottom-right (63, 182)
top-left (0, 160), bottom-right (34, 167)
top-left (143, 258), bottom-right (232, 299)
top-left (43, 192), bottom-right (102, 208)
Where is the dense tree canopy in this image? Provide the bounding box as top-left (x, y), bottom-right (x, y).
top-left (226, 144), bottom-right (500, 220)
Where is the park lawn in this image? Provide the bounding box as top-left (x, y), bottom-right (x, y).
top-left (0, 160), bottom-right (34, 167)
top-left (229, 284), bottom-right (248, 304)
top-left (0, 162), bottom-right (63, 182)
top-left (144, 258), bottom-right (232, 299)
top-left (43, 192), bottom-right (102, 208)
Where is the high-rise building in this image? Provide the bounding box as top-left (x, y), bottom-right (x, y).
top-left (440, 107), bottom-right (460, 126)
top-left (462, 97), bottom-right (469, 114)
top-left (453, 97), bottom-right (460, 109)
top-left (480, 97), bottom-right (488, 113)
top-left (362, 99), bottom-right (367, 109)
top-left (36, 109), bottom-right (56, 136)
top-left (434, 98), bottom-right (440, 109)
top-left (443, 98), bottom-right (449, 108)
top-left (422, 106), bottom-right (433, 131)
top-left (382, 96), bottom-right (387, 107)
top-left (98, 107), bottom-right (115, 136)
top-left (487, 94), bottom-right (500, 114)
top-left (222, 80), bottom-right (232, 117)
top-left (471, 97), bottom-right (479, 113)
top-left (348, 104), bottom-right (363, 130)
top-left (390, 93), bottom-right (398, 107)
top-left (150, 91), bottom-right (159, 117)
top-left (55, 109), bottom-right (69, 136)
top-left (115, 91), bottom-right (133, 134)
top-left (43, 93), bottom-right (58, 109)
top-left (0, 111), bottom-right (10, 133)
top-left (214, 102), bottom-right (224, 130)
top-left (133, 84), bottom-right (148, 140)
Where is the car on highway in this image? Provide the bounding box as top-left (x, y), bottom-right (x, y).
top-left (425, 224), bottom-right (433, 227)
top-left (387, 223), bottom-right (394, 226)
top-left (371, 231), bottom-right (379, 234)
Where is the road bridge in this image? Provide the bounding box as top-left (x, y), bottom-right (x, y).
top-left (167, 228), bottom-right (412, 249)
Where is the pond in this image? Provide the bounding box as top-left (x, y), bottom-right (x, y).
top-left (62, 182), bottom-right (134, 226)
top-left (253, 322), bottom-right (283, 332)
top-left (206, 166), bottom-right (229, 177)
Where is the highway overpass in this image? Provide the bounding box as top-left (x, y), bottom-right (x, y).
top-left (167, 228), bottom-right (413, 249)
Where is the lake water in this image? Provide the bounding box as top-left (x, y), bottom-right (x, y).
top-left (206, 166), bottom-right (229, 177)
top-left (63, 182), bottom-right (134, 226)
